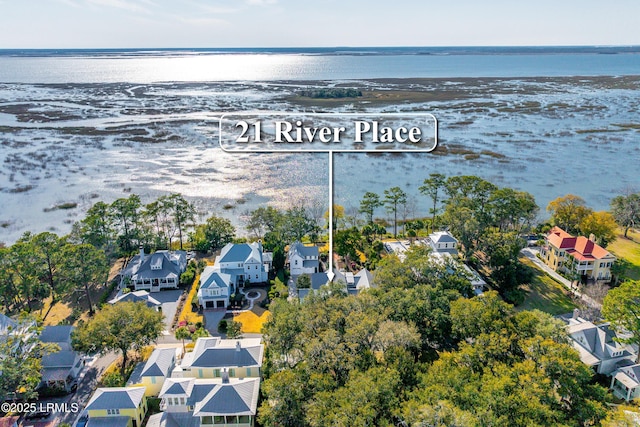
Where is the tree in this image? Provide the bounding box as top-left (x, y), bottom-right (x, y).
top-left (611, 192), bottom-right (640, 238)
top-left (245, 206), bottom-right (283, 240)
top-left (296, 274), bottom-right (311, 289)
top-left (61, 243), bottom-right (109, 316)
top-left (110, 195), bottom-right (143, 255)
top-left (546, 194), bottom-right (592, 235)
top-left (334, 227), bottom-right (364, 267)
top-left (72, 301), bottom-right (164, 377)
top-left (383, 187), bottom-right (407, 238)
top-left (0, 316), bottom-right (58, 401)
top-left (579, 211), bottom-right (618, 246)
top-left (359, 192), bottom-right (383, 225)
top-left (71, 201), bottom-right (113, 251)
top-left (419, 173), bottom-right (446, 233)
top-left (602, 280), bottom-right (640, 363)
top-left (190, 215), bottom-right (235, 252)
top-left (167, 193), bottom-right (196, 250)
top-left (226, 320), bottom-right (243, 339)
top-left (324, 204), bottom-right (345, 231)
top-left (175, 326), bottom-right (191, 355)
top-left (29, 232), bottom-right (68, 302)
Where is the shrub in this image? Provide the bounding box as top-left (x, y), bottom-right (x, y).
top-left (218, 319), bottom-right (228, 332)
top-left (101, 371), bottom-right (125, 387)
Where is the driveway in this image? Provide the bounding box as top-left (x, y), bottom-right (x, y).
top-left (151, 289), bottom-right (184, 332)
top-left (203, 310), bottom-right (226, 336)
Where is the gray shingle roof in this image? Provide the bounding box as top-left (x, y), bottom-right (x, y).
top-left (159, 378), bottom-right (195, 397)
top-left (430, 231), bottom-right (458, 244)
top-left (39, 325), bottom-right (74, 344)
top-left (289, 242), bottom-right (319, 259)
top-left (109, 291), bottom-right (161, 307)
top-left (146, 412), bottom-right (197, 427)
top-left (183, 338), bottom-right (263, 370)
top-left (218, 243), bottom-right (263, 264)
top-left (122, 251), bottom-right (186, 281)
top-left (310, 272), bottom-right (329, 290)
top-left (85, 387), bottom-right (146, 411)
top-left (42, 350), bottom-right (77, 368)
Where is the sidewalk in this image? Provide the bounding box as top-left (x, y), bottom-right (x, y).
top-left (520, 247), bottom-right (601, 309)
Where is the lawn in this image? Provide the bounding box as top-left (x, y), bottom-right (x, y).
top-left (233, 310), bottom-right (270, 334)
top-left (607, 228), bottom-right (640, 281)
top-left (517, 257), bottom-right (577, 315)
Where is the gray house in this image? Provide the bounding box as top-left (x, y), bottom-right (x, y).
top-left (568, 319), bottom-right (635, 375)
top-left (288, 242), bottom-right (319, 277)
top-left (39, 325), bottom-right (83, 392)
top-left (121, 248), bottom-right (187, 292)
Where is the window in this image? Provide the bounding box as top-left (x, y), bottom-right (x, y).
top-left (214, 416), bottom-right (225, 424)
top-left (151, 376), bottom-right (156, 384)
top-left (256, 275), bottom-right (258, 279)
top-left (226, 416), bottom-right (238, 424)
top-left (214, 369), bottom-right (221, 377)
top-left (295, 260), bottom-right (298, 265)
top-left (247, 368), bottom-right (252, 377)
top-left (198, 369), bottom-right (203, 377)
top-left (107, 409), bottom-right (120, 415)
top-left (239, 415), bottom-right (251, 423)
top-left (202, 416), bottom-right (213, 425)
top-left (180, 397), bottom-right (185, 405)
top-left (229, 368), bottom-right (236, 377)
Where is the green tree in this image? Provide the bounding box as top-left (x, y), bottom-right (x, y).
top-left (175, 326), bottom-right (191, 355)
top-left (226, 320), bottom-right (243, 339)
top-left (245, 206), bottom-right (283, 240)
top-left (579, 210), bottom-right (618, 246)
top-left (611, 192), bottom-right (640, 239)
top-left (296, 274), bottom-right (311, 289)
top-left (546, 194), bottom-right (592, 235)
top-left (487, 187), bottom-right (538, 232)
top-left (29, 232), bottom-right (68, 302)
top-left (72, 301), bottom-right (163, 377)
top-left (71, 201), bottom-right (114, 251)
top-left (190, 215), bottom-right (235, 252)
top-left (602, 280), bottom-right (640, 363)
top-left (259, 368), bottom-right (311, 427)
top-left (61, 243), bottom-right (108, 316)
top-left (110, 194), bottom-right (143, 255)
top-left (383, 186), bottom-right (407, 238)
top-left (167, 193), bottom-right (197, 250)
top-left (359, 192), bottom-right (383, 225)
top-left (0, 315), bottom-right (59, 401)
top-left (334, 227), bottom-right (364, 267)
top-left (419, 173), bottom-right (446, 233)
top-left (5, 238), bottom-right (50, 311)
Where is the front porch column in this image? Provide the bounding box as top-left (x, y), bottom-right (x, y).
top-left (628, 387), bottom-right (632, 402)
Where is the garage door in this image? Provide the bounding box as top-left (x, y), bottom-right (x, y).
top-left (206, 301), bottom-right (215, 308)
top-left (216, 300), bottom-right (225, 308)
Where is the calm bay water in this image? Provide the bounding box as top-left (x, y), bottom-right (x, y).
top-left (0, 47), bottom-right (639, 242)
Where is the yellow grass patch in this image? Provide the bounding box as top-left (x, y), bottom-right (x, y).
top-left (41, 297), bottom-right (72, 326)
top-left (233, 310), bottom-right (270, 334)
top-left (179, 272), bottom-right (203, 325)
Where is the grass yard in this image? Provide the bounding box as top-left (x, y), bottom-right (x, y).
top-left (607, 228), bottom-right (640, 281)
top-left (517, 257), bottom-right (577, 315)
top-left (233, 310), bottom-right (270, 334)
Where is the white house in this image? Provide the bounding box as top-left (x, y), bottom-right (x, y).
top-left (428, 231), bottom-right (459, 256)
top-left (611, 363), bottom-right (640, 402)
top-left (175, 337), bottom-right (264, 379)
top-left (288, 242), bottom-right (319, 276)
top-left (213, 242), bottom-right (271, 286)
top-left (121, 248), bottom-right (187, 292)
top-left (197, 267), bottom-right (232, 309)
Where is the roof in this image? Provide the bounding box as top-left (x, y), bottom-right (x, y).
top-left (109, 290), bottom-right (161, 307)
top-left (182, 338), bottom-right (263, 369)
top-left (121, 250), bottom-right (186, 281)
top-left (354, 268), bottom-right (374, 290)
top-left (310, 272), bottom-right (330, 290)
top-left (289, 242), bottom-right (319, 259)
top-left (42, 367), bottom-right (72, 382)
top-left (159, 377), bottom-right (196, 397)
top-left (614, 364), bottom-right (640, 389)
top-left (41, 350), bottom-right (78, 368)
top-left (141, 348), bottom-right (175, 377)
top-left (568, 320), bottom-right (631, 364)
top-left (85, 387), bottom-right (146, 411)
top-left (0, 313), bottom-right (17, 335)
top-left (200, 267), bottom-right (231, 290)
top-left (39, 325), bottom-right (74, 344)
top-left (146, 412), bottom-right (197, 427)
top-left (429, 231), bottom-right (458, 244)
top-left (193, 378), bottom-right (260, 417)
top-left (218, 243), bottom-right (264, 265)
top-left (85, 416), bottom-right (132, 427)
top-left (546, 227), bottom-right (614, 261)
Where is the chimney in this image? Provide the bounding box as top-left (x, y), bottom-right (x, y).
top-left (572, 308), bottom-right (580, 320)
top-left (139, 246), bottom-right (145, 262)
top-left (589, 233), bottom-right (596, 242)
top-left (236, 341), bottom-right (241, 352)
top-left (257, 240), bottom-right (263, 253)
top-left (221, 369), bottom-right (229, 384)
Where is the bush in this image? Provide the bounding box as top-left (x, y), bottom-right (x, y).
top-left (218, 319), bottom-right (228, 332)
top-left (101, 371), bottom-right (125, 387)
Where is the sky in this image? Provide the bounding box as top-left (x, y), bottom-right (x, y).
top-left (0, 0), bottom-right (639, 48)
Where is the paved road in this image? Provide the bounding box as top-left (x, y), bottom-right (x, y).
top-left (521, 247), bottom-right (601, 309)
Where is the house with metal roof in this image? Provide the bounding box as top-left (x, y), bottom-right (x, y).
top-left (108, 290), bottom-right (162, 310)
top-left (147, 377), bottom-right (260, 427)
top-left (121, 248), bottom-right (187, 292)
top-left (611, 363), bottom-right (640, 402)
top-left (39, 325), bottom-right (83, 392)
top-left (568, 319), bottom-right (635, 375)
top-left (85, 386), bottom-right (148, 427)
top-left (288, 242), bottom-right (319, 276)
top-left (212, 242), bottom-right (271, 287)
top-left (540, 226), bottom-right (615, 283)
top-left (176, 337), bottom-right (264, 379)
top-left (127, 347), bottom-right (177, 396)
top-left (428, 231), bottom-right (459, 256)
top-left (197, 267), bottom-right (232, 309)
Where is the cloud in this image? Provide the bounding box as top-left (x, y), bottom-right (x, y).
top-left (246, 0), bottom-right (277, 5)
top-left (86, 0), bottom-right (154, 13)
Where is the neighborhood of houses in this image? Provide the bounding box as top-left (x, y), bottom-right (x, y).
top-left (1, 224), bottom-right (638, 427)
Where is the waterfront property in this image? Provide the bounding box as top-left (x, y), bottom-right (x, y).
top-left (288, 242), bottom-right (319, 277)
top-left (84, 386), bottom-right (148, 427)
top-left (212, 243), bottom-right (271, 287)
top-left (540, 227), bottom-right (615, 283)
top-left (121, 248), bottom-right (187, 292)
